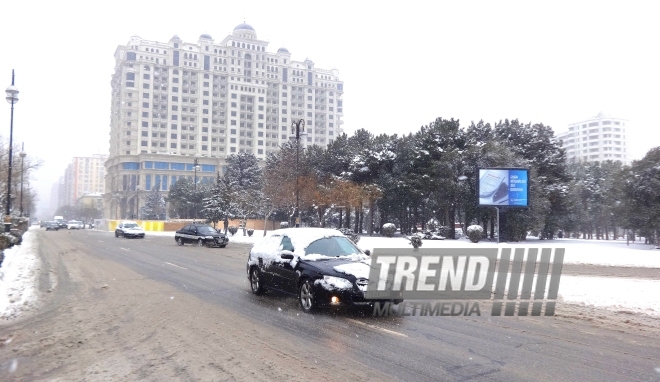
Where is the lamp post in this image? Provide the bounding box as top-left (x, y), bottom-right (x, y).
top-left (5, 70), bottom-right (19, 232)
top-left (20, 144), bottom-right (26, 217)
top-left (135, 186), bottom-right (140, 220)
top-left (457, 175), bottom-right (468, 238)
top-left (291, 119), bottom-right (305, 227)
top-left (193, 158), bottom-right (200, 221)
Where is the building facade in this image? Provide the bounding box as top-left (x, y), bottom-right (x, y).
top-left (105, 23), bottom-right (344, 219)
top-left (556, 112), bottom-right (630, 164)
top-left (58, 154), bottom-right (108, 208)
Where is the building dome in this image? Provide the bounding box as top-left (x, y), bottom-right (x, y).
top-left (277, 47), bottom-right (290, 54)
top-left (234, 23), bottom-right (255, 32)
top-left (171, 35), bottom-right (181, 41)
top-left (200, 33), bottom-right (212, 40)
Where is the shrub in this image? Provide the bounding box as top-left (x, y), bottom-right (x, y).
top-left (437, 226), bottom-right (451, 237)
top-left (228, 225), bottom-right (238, 236)
top-left (466, 225), bottom-right (483, 243)
top-left (408, 235), bottom-right (423, 248)
top-left (247, 228), bottom-right (254, 237)
top-left (280, 222), bottom-right (289, 228)
top-left (426, 219), bottom-right (439, 232)
top-left (382, 223), bottom-right (396, 237)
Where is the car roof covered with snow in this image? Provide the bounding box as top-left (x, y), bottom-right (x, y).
top-left (257, 227), bottom-right (345, 255)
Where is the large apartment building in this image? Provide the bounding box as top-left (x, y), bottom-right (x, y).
top-left (105, 23), bottom-right (344, 219)
top-left (556, 112), bottom-right (630, 164)
top-left (58, 154), bottom-right (108, 207)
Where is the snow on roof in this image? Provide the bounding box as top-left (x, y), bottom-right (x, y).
top-left (273, 227), bottom-right (345, 254)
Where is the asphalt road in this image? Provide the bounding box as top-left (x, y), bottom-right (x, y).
top-left (57, 230), bottom-right (660, 381)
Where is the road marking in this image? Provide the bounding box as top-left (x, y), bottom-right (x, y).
top-left (346, 318), bottom-right (408, 337)
top-left (164, 262), bottom-right (188, 270)
top-left (120, 248), bottom-right (129, 251)
top-left (98, 240), bottom-right (104, 243)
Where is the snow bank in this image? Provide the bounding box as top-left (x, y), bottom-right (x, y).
top-left (0, 229), bottom-right (40, 319)
top-left (356, 236), bottom-right (660, 268)
top-left (559, 276), bottom-right (660, 317)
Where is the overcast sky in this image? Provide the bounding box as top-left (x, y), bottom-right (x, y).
top-left (1, 0), bottom-right (658, 218)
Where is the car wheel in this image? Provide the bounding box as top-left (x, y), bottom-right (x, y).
top-left (115, 231), bottom-right (119, 237)
top-left (250, 267), bottom-right (265, 295)
top-left (176, 237), bottom-right (184, 246)
top-left (219, 245), bottom-right (227, 248)
top-left (299, 280), bottom-right (316, 313)
top-left (197, 238), bottom-right (205, 247)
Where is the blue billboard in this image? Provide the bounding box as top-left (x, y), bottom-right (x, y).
top-left (478, 168), bottom-right (529, 207)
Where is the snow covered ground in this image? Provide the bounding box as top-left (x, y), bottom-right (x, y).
top-left (2, 228), bottom-right (659, 319)
top-left (0, 228), bottom-right (40, 320)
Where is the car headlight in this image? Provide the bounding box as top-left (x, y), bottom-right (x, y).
top-left (323, 276), bottom-right (353, 290)
top-left (205, 236), bottom-right (214, 239)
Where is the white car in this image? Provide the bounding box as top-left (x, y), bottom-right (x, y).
top-left (115, 221), bottom-right (145, 239)
top-left (67, 220), bottom-right (84, 230)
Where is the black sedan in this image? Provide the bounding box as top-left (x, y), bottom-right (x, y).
top-left (175, 224), bottom-right (228, 247)
top-left (246, 228), bottom-right (402, 313)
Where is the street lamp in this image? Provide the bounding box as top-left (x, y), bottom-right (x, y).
top-left (193, 158), bottom-right (200, 221)
top-left (135, 186), bottom-right (140, 220)
top-left (5, 70), bottom-right (19, 232)
top-left (291, 119), bottom-right (305, 227)
top-left (20, 144), bottom-right (26, 217)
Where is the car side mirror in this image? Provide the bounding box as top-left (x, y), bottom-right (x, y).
top-left (281, 250), bottom-right (295, 260)
top-left (364, 249), bottom-right (371, 256)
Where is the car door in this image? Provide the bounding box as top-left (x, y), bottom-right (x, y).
top-left (183, 225), bottom-right (195, 244)
top-left (270, 236), bottom-right (299, 294)
top-left (251, 234), bottom-right (282, 287)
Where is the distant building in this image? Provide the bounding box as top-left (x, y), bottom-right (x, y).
top-left (58, 154), bottom-right (108, 207)
top-left (556, 112), bottom-right (630, 164)
top-left (105, 23), bottom-right (344, 219)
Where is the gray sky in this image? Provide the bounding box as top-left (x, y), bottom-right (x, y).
top-left (1, 0), bottom-right (658, 219)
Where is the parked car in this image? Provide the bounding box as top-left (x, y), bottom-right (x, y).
top-left (115, 221), bottom-right (145, 238)
top-left (67, 220), bottom-right (84, 230)
top-left (175, 224), bottom-right (228, 247)
top-left (45, 221), bottom-right (60, 231)
top-left (246, 228), bottom-right (402, 313)
top-left (55, 219), bottom-right (68, 229)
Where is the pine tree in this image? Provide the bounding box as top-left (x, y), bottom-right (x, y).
top-left (224, 152), bottom-right (263, 191)
top-left (142, 186), bottom-right (166, 220)
top-left (202, 176), bottom-right (232, 228)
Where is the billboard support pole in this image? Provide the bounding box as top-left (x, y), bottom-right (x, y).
top-left (495, 207), bottom-right (500, 244)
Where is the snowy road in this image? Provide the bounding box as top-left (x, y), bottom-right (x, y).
top-left (1, 229), bottom-right (659, 381)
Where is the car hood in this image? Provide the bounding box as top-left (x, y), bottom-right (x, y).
top-left (124, 227), bottom-right (144, 232)
top-left (302, 257), bottom-right (373, 281)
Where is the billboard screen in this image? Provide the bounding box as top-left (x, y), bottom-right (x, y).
top-left (478, 168), bottom-right (529, 207)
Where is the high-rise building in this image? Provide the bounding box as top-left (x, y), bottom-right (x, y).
top-left (59, 154), bottom-right (108, 207)
top-left (105, 23), bottom-right (344, 219)
top-left (556, 112), bottom-right (630, 164)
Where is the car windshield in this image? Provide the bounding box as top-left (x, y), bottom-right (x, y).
top-left (124, 223), bottom-right (138, 228)
top-left (196, 226), bottom-right (216, 234)
top-left (304, 237), bottom-right (362, 258)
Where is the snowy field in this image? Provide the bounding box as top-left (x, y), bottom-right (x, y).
top-left (1, 228), bottom-right (659, 319)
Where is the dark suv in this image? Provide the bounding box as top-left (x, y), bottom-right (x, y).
top-left (175, 224), bottom-right (229, 247)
